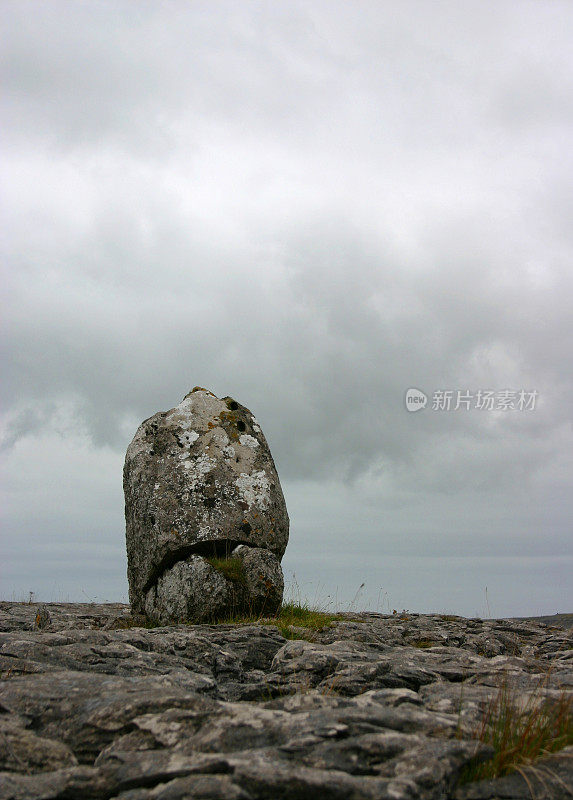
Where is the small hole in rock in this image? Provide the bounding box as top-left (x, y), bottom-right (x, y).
top-left (204, 497), bottom-right (216, 508)
top-left (240, 522), bottom-right (252, 535)
top-left (149, 514), bottom-right (155, 525)
top-left (237, 420), bottom-right (246, 432)
top-left (228, 400), bottom-right (239, 410)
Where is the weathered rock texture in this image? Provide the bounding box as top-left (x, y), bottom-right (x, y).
top-left (0, 602), bottom-right (571, 800)
top-left (124, 388), bottom-right (289, 621)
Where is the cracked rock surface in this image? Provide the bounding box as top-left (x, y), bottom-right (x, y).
top-left (123, 388), bottom-right (289, 621)
top-left (0, 603), bottom-right (571, 799)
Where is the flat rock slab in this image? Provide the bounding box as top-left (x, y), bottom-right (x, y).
top-left (0, 603), bottom-right (572, 800)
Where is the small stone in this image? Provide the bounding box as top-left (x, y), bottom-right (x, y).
top-left (33, 605), bottom-right (51, 630)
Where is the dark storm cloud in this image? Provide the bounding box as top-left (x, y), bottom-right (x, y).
top-left (1, 0), bottom-right (572, 612)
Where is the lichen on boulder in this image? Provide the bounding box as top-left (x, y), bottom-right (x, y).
top-left (124, 388), bottom-right (289, 622)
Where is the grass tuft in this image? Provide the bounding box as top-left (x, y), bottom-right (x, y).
top-left (459, 676), bottom-right (573, 785)
top-left (210, 600), bottom-right (346, 639)
top-left (205, 556), bottom-right (247, 586)
top-left (271, 601), bottom-right (345, 639)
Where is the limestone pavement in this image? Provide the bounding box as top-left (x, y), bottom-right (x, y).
top-left (0, 602), bottom-right (571, 800)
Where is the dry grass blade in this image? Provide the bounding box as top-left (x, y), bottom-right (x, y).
top-left (459, 674), bottom-right (573, 785)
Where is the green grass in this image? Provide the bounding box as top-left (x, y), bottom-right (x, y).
top-left (195, 568), bottom-right (348, 638)
top-left (205, 556), bottom-right (247, 586)
top-left (271, 601), bottom-right (346, 639)
top-left (212, 600), bottom-right (346, 639)
top-left (459, 677), bottom-right (573, 785)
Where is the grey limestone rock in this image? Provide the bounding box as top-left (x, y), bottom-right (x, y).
top-left (232, 544), bottom-right (284, 614)
top-left (0, 714), bottom-right (77, 774)
top-left (143, 546), bottom-right (285, 626)
top-left (124, 388), bottom-right (289, 621)
top-left (144, 555), bottom-right (231, 625)
top-left (0, 603), bottom-right (572, 800)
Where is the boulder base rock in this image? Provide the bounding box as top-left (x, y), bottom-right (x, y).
top-left (124, 388), bottom-right (289, 621)
top-left (143, 547), bottom-right (284, 625)
top-left (233, 544), bottom-right (284, 614)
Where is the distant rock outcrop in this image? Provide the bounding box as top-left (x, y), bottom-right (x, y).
top-left (123, 388), bottom-right (289, 623)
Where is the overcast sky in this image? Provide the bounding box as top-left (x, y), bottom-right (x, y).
top-left (2, 1), bottom-right (572, 617)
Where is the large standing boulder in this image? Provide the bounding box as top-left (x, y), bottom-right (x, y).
top-left (124, 388), bottom-right (289, 623)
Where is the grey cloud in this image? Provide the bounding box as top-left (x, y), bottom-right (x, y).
top-left (3, 207), bottom-right (571, 485)
top-left (1, 0), bottom-right (572, 614)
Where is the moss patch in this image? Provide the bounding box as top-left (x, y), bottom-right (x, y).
top-left (409, 639), bottom-right (435, 649)
top-left (205, 556), bottom-right (247, 586)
